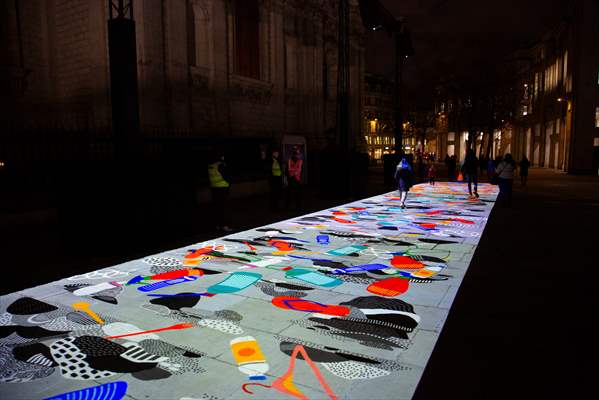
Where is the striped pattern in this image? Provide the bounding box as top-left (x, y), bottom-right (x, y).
top-left (44, 381), bottom-right (128, 400)
top-left (120, 343), bottom-right (167, 363)
top-left (26, 354), bottom-right (54, 367)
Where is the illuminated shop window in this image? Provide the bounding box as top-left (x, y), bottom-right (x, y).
top-left (595, 107), bottom-right (599, 128)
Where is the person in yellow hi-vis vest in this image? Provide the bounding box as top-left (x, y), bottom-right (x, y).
top-left (207, 153), bottom-right (232, 232)
top-left (268, 150), bottom-right (283, 211)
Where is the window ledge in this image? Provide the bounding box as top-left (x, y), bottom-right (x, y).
top-left (229, 74), bottom-right (273, 104)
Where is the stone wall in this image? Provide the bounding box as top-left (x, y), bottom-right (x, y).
top-left (2, 0), bottom-right (365, 159)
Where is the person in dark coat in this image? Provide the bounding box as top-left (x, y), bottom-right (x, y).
top-left (394, 158), bottom-right (413, 209)
top-left (461, 149), bottom-right (479, 197)
top-left (496, 154), bottom-right (516, 207)
top-left (519, 156), bottom-right (530, 186)
top-left (448, 155), bottom-right (457, 181)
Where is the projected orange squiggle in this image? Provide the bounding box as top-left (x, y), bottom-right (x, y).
top-left (242, 344), bottom-right (337, 400)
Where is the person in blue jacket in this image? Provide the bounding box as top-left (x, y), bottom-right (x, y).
top-left (394, 158), bottom-right (414, 209)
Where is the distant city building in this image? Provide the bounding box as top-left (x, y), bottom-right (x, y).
top-left (509, 0), bottom-right (599, 174)
top-left (1, 0), bottom-right (365, 168)
top-left (433, 0), bottom-right (599, 172)
top-left (363, 74), bottom-right (395, 163)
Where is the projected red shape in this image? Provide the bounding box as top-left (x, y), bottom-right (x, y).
top-left (367, 277), bottom-right (409, 297)
top-left (391, 256), bottom-right (424, 270)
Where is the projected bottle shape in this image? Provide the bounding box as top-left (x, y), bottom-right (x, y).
top-left (230, 336), bottom-right (269, 380)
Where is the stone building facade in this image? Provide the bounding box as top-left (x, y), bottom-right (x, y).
top-left (509, 0), bottom-right (599, 174)
top-left (1, 0), bottom-right (365, 172)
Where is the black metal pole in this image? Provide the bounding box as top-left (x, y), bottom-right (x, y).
top-left (337, 0), bottom-right (350, 154)
top-left (335, 0), bottom-right (352, 196)
top-left (107, 0), bottom-right (140, 160)
top-left (394, 31), bottom-right (403, 155)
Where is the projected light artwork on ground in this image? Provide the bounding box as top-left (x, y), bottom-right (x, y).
top-left (0, 182), bottom-right (497, 400)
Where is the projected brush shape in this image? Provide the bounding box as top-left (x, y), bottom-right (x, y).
top-left (367, 277), bottom-right (410, 297)
top-left (277, 340), bottom-right (396, 381)
top-left (71, 301), bottom-right (104, 325)
top-left (256, 227), bottom-right (301, 235)
top-left (272, 297), bottom-right (350, 316)
top-left (207, 272), bottom-right (262, 294)
top-left (319, 230), bottom-right (380, 239)
top-left (288, 255), bottom-right (354, 271)
top-left (64, 281), bottom-right (124, 305)
top-left (264, 239), bottom-right (308, 252)
top-left (44, 381), bottom-right (128, 400)
top-left (242, 343), bottom-right (337, 400)
top-left (327, 245), bottom-right (368, 257)
top-left (284, 269), bottom-right (343, 287)
top-left (137, 276), bottom-right (199, 292)
top-left (104, 323), bottom-right (194, 340)
top-left (329, 263), bottom-right (389, 274)
top-left (184, 246), bottom-right (215, 258)
top-left (224, 238), bottom-right (265, 248)
top-left (126, 269), bottom-right (205, 286)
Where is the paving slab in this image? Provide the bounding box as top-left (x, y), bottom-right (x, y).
top-left (0, 182), bottom-right (497, 400)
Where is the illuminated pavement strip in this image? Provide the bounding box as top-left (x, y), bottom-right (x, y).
top-left (1, 182), bottom-right (497, 400)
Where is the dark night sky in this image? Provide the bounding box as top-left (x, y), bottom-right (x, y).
top-left (365, 0), bottom-right (570, 107)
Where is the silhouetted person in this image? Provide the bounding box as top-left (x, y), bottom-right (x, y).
top-left (286, 149), bottom-right (303, 210)
top-left (427, 163), bottom-right (436, 185)
top-left (519, 156), bottom-right (530, 186)
top-left (479, 155), bottom-right (487, 176)
top-left (461, 149), bottom-right (479, 197)
top-left (487, 157), bottom-right (495, 181)
top-left (417, 156), bottom-right (426, 183)
top-left (207, 152), bottom-right (232, 232)
top-left (496, 153), bottom-right (516, 207)
top-left (394, 158), bottom-right (414, 209)
top-left (268, 150), bottom-right (283, 211)
top-left (448, 155), bottom-right (457, 181)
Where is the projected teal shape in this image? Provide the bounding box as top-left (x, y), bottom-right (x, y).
top-left (207, 272), bottom-right (262, 294)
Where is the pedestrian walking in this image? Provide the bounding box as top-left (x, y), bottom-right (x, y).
top-left (268, 149), bottom-right (283, 211)
top-left (448, 155), bottom-right (457, 181)
top-left (427, 163), bottom-right (436, 185)
top-left (417, 157), bottom-right (426, 183)
top-left (487, 157), bottom-right (495, 181)
top-left (285, 149), bottom-right (303, 210)
top-left (519, 156), bottom-right (530, 186)
top-left (461, 149), bottom-right (479, 197)
top-left (479, 155), bottom-right (486, 176)
top-left (207, 152), bottom-right (232, 232)
top-left (495, 153), bottom-right (516, 207)
top-left (394, 158), bottom-right (414, 209)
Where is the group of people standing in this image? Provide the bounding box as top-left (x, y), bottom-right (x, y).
top-left (396, 151), bottom-right (532, 208)
top-left (207, 148), bottom-right (304, 232)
